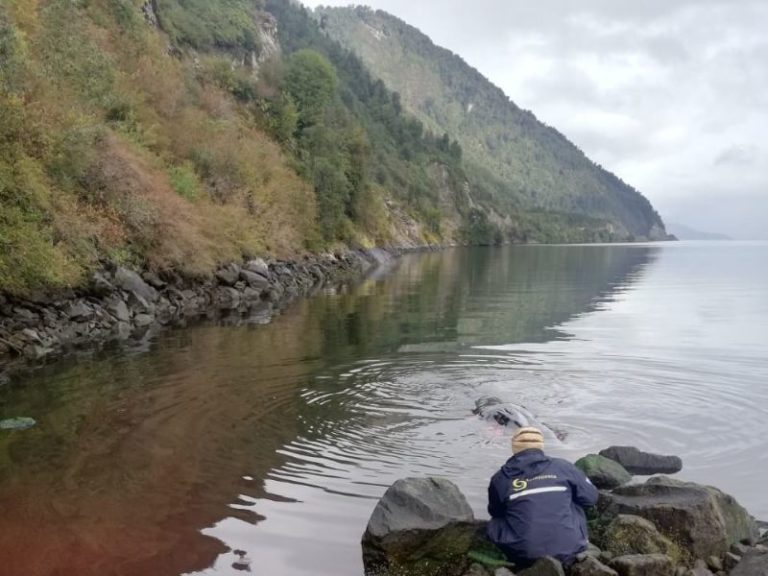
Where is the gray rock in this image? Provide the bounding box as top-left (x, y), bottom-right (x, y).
top-left (215, 264), bottom-right (241, 286)
top-left (362, 477), bottom-right (480, 576)
top-left (588, 543), bottom-right (603, 557)
top-left (576, 454), bottom-right (632, 489)
top-left (21, 328), bottom-right (42, 343)
top-left (730, 549), bottom-right (768, 576)
top-left (74, 322), bottom-right (92, 336)
top-left (106, 298), bottom-right (131, 323)
top-left (127, 291), bottom-right (155, 314)
top-left (240, 269), bottom-right (269, 290)
top-left (242, 287), bottom-right (263, 302)
top-left (598, 476), bottom-right (759, 561)
top-left (90, 272), bottom-right (114, 296)
top-left (215, 287), bottom-right (241, 310)
top-left (571, 557), bottom-right (618, 576)
top-left (244, 258), bottom-right (269, 277)
top-left (609, 554), bottom-right (674, 576)
top-left (599, 446), bottom-right (682, 475)
top-left (518, 557), bottom-right (564, 576)
top-left (13, 307), bottom-right (38, 323)
top-left (365, 477), bottom-right (474, 537)
top-left (707, 556), bottom-right (723, 572)
top-left (134, 314), bottom-right (154, 327)
top-left (114, 267), bottom-right (159, 303)
top-left (141, 271), bottom-right (166, 289)
top-left (494, 569), bottom-right (515, 576)
top-left (68, 301), bottom-right (94, 320)
top-left (733, 543), bottom-right (752, 556)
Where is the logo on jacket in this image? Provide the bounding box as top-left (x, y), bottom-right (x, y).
top-left (512, 479), bottom-right (528, 491)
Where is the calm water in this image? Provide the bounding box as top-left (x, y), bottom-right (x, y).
top-left (0, 242), bottom-right (766, 576)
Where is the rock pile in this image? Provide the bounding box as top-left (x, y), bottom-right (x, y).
top-left (362, 449), bottom-right (764, 576)
top-left (0, 250), bottom-right (393, 380)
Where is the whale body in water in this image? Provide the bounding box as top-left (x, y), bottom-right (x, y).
top-left (473, 397), bottom-right (567, 440)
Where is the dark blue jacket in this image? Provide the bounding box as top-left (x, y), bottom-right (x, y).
top-left (486, 449), bottom-right (598, 564)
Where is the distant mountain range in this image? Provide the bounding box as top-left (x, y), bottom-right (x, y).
top-left (315, 5), bottom-right (670, 242)
top-left (665, 222), bottom-right (732, 241)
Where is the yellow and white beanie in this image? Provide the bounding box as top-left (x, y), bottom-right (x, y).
top-left (512, 427), bottom-right (545, 454)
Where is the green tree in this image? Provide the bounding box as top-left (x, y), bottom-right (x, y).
top-left (284, 49), bottom-right (338, 128)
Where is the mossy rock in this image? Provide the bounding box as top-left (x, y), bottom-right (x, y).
top-left (365, 522), bottom-right (487, 576)
top-left (598, 477), bottom-right (759, 562)
top-left (576, 454), bottom-right (632, 489)
top-left (599, 515), bottom-right (684, 564)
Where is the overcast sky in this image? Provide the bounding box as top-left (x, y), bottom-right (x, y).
top-left (301, 0), bottom-right (767, 238)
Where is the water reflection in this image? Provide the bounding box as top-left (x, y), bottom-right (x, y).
top-left (0, 245), bottom-right (660, 575)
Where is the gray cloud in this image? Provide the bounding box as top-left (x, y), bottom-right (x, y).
top-left (715, 145), bottom-right (759, 167)
top-left (304, 0), bottom-right (768, 239)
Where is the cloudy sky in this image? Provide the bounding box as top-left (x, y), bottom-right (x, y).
top-left (302, 0), bottom-right (767, 238)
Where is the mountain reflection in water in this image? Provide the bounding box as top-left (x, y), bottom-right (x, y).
top-left (1, 244), bottom-right (766, 576)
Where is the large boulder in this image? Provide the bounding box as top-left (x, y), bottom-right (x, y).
top-left (244, 258), bottom-right (270, 277)
top-left (599, 515), bottom-right (683, 562)
top-left (362, 477), bottom-right (482, 576)
top-left (599, 446), bottom-right (682, 475)
top-left (609, 554), bottom-right (674, 576)
top-left (598, 476), bottom-right (759, 562)
top-left (114, 267), bottom-right (159, 303)
top-left (576, 455), bottom-right (632, 489)
top-left (215, 264), bottom-right (241, 286)
top-left (730, 548), bottom-right (768, 576)
top-left (240, 269), bottom-right (270, 291)
top-left (106, 297), bottom-right (131, 323)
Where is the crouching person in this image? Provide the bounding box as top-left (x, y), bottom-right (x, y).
top-left (487, 427), bottom-right (598, 567)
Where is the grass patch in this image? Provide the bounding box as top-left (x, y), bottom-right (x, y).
top-left (168, 162), bottom-right (201, 201)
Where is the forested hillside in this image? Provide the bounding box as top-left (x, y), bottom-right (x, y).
top-left (316, 6), bottom-right (669, 242)
top-left (0, 0), bottom-right (668, 297)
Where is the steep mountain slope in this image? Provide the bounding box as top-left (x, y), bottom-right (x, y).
top-left (0, 0), bottom-right (669, 297)
top-left (316, 6), bottom-right (669, 241)
top-left (0, 0), bottom-right (466, 295)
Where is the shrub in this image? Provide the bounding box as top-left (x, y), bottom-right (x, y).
top-left (169, 162), bottom-right (201, 201)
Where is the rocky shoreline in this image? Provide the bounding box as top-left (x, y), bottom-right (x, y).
top-left (362, 447), bottom-right (767, 576)
top-left (0, 247), bottom-right (407, 385)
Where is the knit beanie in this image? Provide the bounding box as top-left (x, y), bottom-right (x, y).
top-left (512, 427), bottom-right (544, 454)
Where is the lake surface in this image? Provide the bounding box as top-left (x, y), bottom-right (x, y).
top-left (0, 242), bottom-right (766, 576)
